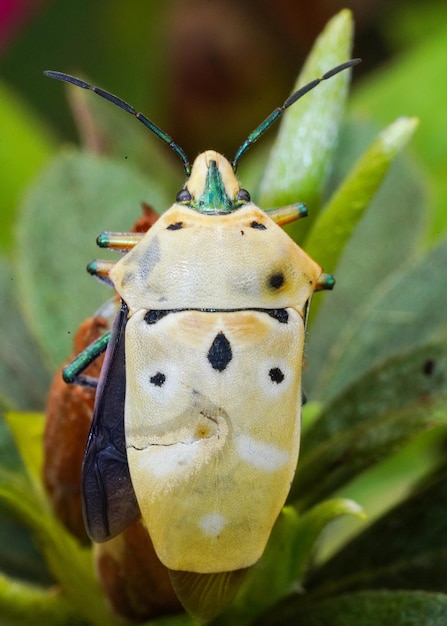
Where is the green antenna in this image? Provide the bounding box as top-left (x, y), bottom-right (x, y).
top-left (44, 70), bottom-right (192, 176)
top-left (232, 58), bottom-right (361, 171)
top-left (45, 58), bottom-right (360, 178)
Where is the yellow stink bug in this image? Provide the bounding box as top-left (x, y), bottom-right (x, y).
top-left (45, 58), bottom-right (360, 620)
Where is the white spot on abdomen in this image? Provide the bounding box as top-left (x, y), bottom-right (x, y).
top-left (135, 442), bottom-right (201, 478)
top-left (199, 512), bottom-right (227, 537)
top-left (137, 361), bottom-right (180, 404)
top-left (236, 434), bottom-right (289, 472)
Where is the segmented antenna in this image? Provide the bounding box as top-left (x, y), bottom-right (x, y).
top-left (45, 58), bottom-right (360, 178)
top-left (44, 71), bottom-right (191, 176)
top-left (231, 58), bottom-right (361, 171)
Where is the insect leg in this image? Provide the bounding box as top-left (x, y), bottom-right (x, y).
top-left (62, 332), bottom-right (110, 388)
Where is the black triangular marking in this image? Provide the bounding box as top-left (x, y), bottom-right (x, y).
top-left (267, 309), bottom-right (289, 324)
top-left (207, 332), bottom-right (232, 372)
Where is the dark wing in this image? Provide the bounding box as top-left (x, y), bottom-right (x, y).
top-left (82, 301), bottom-right (140, 542)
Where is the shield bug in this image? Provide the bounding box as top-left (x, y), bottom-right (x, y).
top-left (45, 58), bottom-right (360, 620)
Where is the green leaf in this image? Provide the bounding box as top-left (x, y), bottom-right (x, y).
top-left (3, 413), bottom-right (45, 494)
top-left (0, 415), bottom-right (52, 586)
top-left (0, 572), bottom-right (85, 626)
top-left (0, 414), bottom-right (116, 625)
top-left (0, 259), bottom-right (51, 410)
top-left (258, 10), bottom-right (355, 217)
top-left (15, 150), bottom-right (172, 370)
top-left (221, 501), bottom-right (364, 625)
top-left (0, 504), bottom-right (52, 587)
top-left (306, 215), bottom-right (445, 404)
top-left (0, 471), bottom-right (115, 626)
top-left (307, 461), bottom-right (447, 596)
top-left (304, 120), bottom-right (428, 399)
top-left (303, 338), bottom-right (447, 452)
top-left (0, 80), bottom-right (55, 252)
top-left (257, 590), bottom-right (447, 626)
top-left (292, 339), bottom-right (447, 507)
top-left (304, 117), bottom-right (418, 277)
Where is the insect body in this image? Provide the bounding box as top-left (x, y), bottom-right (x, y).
top-left (45, 58), bottom-right (359, 616)
top-left (110, 150), bottom-right (324, 573)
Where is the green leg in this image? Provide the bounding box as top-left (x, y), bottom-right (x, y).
top-left (62, 332), bottom-right (111, 388)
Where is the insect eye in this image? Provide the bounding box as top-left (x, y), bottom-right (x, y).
top-left (176, 188), bottom-right (192, 203)
top-left (236, 189), bottom-right (251, 203)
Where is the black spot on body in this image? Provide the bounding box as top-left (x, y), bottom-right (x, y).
top-left (251, 221), bottom-right (266, 230)
top-left (269, 367), bottom-right (285, 384)
top-left (207, 332), bottom-right (232, 372)
top-left (144, 310), bottom-right (170, 324)
top-left (167, 222), bottom-right (183, 230)
top-left (150, 372), bottom-right (166, 387)
top-left (267, 309), bottom-right (289, 324)
top-left (268, 272), bottom-right (285, 290)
